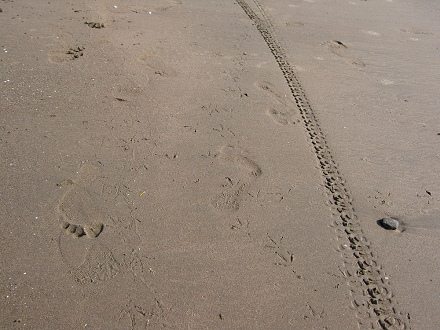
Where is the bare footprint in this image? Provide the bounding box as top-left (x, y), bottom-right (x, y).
top-left (48, 46), bottom-right (85, 63)
top-left (56, 164), bottom-right (105, 239)
top-left (57, 226), bottom-right (120, 285)
top-left (70, 242), bottom-right (120, 285)
top-left (114, 79), bottom-right (146, 98)
top-left (322, 40), bottom-right (366, 68)
top-left (48, 50), bottom-right (69, 64)
top-left (212, 181), bottom-right (248, 212)
top-left (137, 52), bottom-right (177, 77)
top-left (211, 146), bottom-right (262, 212)
top-left (59, 233), bottom-right (155, 286)
top-left (255, 81), bottom-right (288, 107)
top-left (267, 108), bottom-right (299, 126)
top-left (323, 40), bottom-right (347, 55)
top-left (217, 145), bottom-right (262, 178)
top-left (255, 81), bottom-right (299, 125)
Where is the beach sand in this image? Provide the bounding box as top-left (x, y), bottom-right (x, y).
top-left (1, 0), bottom-right (439, 328)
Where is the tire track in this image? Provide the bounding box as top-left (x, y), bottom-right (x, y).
top-left (235, 0), bottom-right (409, 328)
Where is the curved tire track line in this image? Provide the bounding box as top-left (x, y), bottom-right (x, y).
top-left (234, 0), bottom-right (409, 328)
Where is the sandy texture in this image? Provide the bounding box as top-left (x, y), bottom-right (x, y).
top-left (1, 0), bottom-right (439, 329)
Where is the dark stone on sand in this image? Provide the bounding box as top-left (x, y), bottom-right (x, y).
top-left (377, 217), bottom-right (400, 230)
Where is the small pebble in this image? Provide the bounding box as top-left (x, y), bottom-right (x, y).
top-left (377, 217), bottom-right (400, 230)
top-left (60, 221), bottom-right (70, 229)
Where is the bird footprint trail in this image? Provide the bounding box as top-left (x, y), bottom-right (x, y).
top-left (235, 0), bottom-right (409, 328)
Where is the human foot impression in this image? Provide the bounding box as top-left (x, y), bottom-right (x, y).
top-left (56, 165), bottom-right (105, 239)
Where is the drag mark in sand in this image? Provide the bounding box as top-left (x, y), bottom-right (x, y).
top-left (235, 0), bottom-right (409, 328)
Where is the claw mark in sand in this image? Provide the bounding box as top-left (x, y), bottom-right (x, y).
top-left (119, 297), bottom-right (168, 329)
top-left (236, 0), bottom-right (409, 328)
top-left (264, 234), bottom-right (295, 267)
top-left (230, 217), bottom-right (251, 237)
top-left (122, 248), bottom-right (156, 285)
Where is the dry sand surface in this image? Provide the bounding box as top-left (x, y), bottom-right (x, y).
top-left (1, 0), bottom-right (439, 329)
